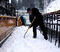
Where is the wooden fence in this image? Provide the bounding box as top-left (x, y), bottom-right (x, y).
top-left (0, 15), bottom-right (16, 47)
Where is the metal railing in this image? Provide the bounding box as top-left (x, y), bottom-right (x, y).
top-left (43, 10), bottom-right (60, 47)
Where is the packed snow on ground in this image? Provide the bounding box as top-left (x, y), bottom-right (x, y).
top-left (0, 26), bottom-right (60, 52)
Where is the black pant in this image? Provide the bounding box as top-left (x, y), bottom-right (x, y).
top-left (33, 26), bottom-right (37, 38)
top-left (39, 23), bottom-right (47, 39)
top-left (33, 23), bottom-right (48, 39)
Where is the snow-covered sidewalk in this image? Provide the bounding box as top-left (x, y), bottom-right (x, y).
top-left (0, 26), bottom-right (60, 52)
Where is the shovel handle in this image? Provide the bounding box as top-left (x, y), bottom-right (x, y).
top-left (24, 16), bottom-right (36, 38)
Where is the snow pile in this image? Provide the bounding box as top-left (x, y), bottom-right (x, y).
top-left (0, 26), bottom-right (60, 52)
top-left (46, 0), bottom-right (60, 13)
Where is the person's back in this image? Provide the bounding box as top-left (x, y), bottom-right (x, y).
top-left (30, 8), bottom-right (43, 27)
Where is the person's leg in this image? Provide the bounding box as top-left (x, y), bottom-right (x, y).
top-left (33, 26), bottom-right (37, 38)
top-left (39, 23), bottom-right (48, 40)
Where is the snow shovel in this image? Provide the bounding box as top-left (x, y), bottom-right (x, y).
top-left (24, 16), bottom-right (36, 38)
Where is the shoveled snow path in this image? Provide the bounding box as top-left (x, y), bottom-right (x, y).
top-left (0, 26), bottom-right (60, 52)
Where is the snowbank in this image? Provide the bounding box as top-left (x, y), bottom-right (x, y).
top-left (46, 0), bottom-right (60, 13)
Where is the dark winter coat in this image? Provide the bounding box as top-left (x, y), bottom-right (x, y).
top-left (29, 8), bottom-right (44, 27)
